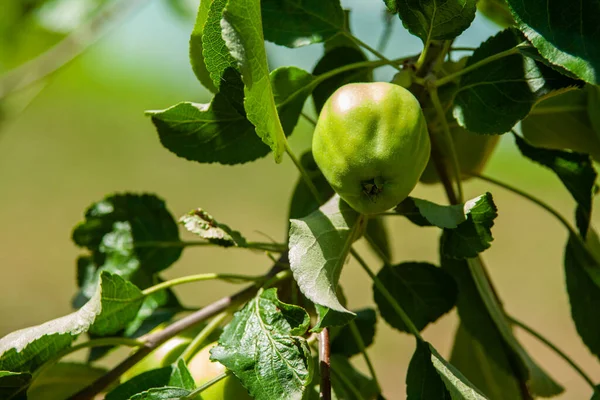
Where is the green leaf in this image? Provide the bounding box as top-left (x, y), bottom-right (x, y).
top-left (148, 67), bottom-right (312, 166)
top-left (406, 340), bottom-right (451, 399)
top-left (221, 0), bottom-right (287, 162)
top-left (288, 151), bottom-right (335, 221)
top-left (407, 339), bottom-right (486, 399)
top-left (26, 362), bottom-right (106, 400)
top-left (147, 98), bottom-right (269, 165)
top-left (373, 263), bottom-right (457, 333)
top-left (0, 371), bottom-right (31, 400)
top-left (440, 193), bottom-right (498, 259)
top-left (0, 273), bottom-right (141, 372)
top-left (180, 208), bottom-right (247, 247)
top-left (289, 195), bottom-right (361, 321)
top-left (522, 88), bottom-right (600, 162)
top-left (202, 0), bottom-right (244, 107)
top-left (88, 272), bottom-right (144, 336)
top-left (429, 344), bottom-right (488, 399)
top-left (261, 0), bottom-right (345, 48)
top-left (398, 194), bottom-right (498, 259)
top-left (312, 46), bottom-right (372, 114)
top-left (393, 0), bottom-right (477, 42)
top-left (106, 362), bottom-right (194, 400)
top-left (365, 217), bottom-right (392, 262)
top-left (210, 288), bottom-right (313, 400)
top-left (450, 324), bottom-right (524, 400)
top-left (505, 0), bottom-right (600, 84)
top-left (477, 0), bottom-right (515, 28)
top-left (168, 359), bottom-right (196, 391)
top-left (330, 355), bottom-right (379, 400)
top-left (271, 66), bottom-right (315, 136)
top-left (589, 85), bottom-right (600, 135)
top-left (189, 0), bottom-right (218, 92)
top-left (565, 236), bottom-right (600, 359)
top-left (513, 133), bottom-right (597, 237)
top-left (453, 29), bottom-right (579, 134)
top-left (130, 387), bottom-right (191, 400)
top-left (441, 254), bottom-right (563, 397)
top-left (72, 193), bottom-right (182, 279)
top-left (330, 308), bottom-right (377, 357)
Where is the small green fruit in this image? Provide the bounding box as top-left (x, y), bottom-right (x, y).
top-left (188, 342), bottom-right (252, 400)
top-left (312, 82), bottom-right (430, 215)
top-left (420, 126), bottom-right (500, 183)
top-left (121, 334), bottom-right (191, 381)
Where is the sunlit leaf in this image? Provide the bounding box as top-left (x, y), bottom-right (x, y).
top-left (211, 288), bottom-right (312, 400)
top-left (505, 0), bottom-right (600, 84)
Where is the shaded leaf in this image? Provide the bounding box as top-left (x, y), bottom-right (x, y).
top-left (330, 355), bottom-right (379, 400)
top-left (0, 371), bottom-right (30, 400)
top-left (330, 308), bottom-right (377, 357)
top-left (180, 208), bottom-right (247, 247)
top-left (440, 193), bottom-right (497, 259)
top-left (72, 193), bottom-right (181, 303)
top-left (565, 236), bottom-right (600, 359)
top-left (365, 217), bottom-right (392, 262)
top-left (221, 0), bottom-right (287, 162)
top-left (106, 362), bottom-right (194, 400)
top-left (514, 133), bottom-right (597, 237)
top-left (0, 273), bottom-right (142, 372)
top-left (374, 263), bottom-right (457, 332)
top-left (398, 194), bottom-right (498, 259)
top-left (505, 0), bottom-right (600, 84)
top-left (522, 88), bottom-right (600, 162)
top-left (288, 151), bottom-right (335, 221)
top-left (453, 29), bottom-right (579, 134)
top-left (211, 288), bottom-right (312, 400)
top-left (147, 98), bottom-right (266, 165)
top-left (477, 0), bottom-right (514, 28)
top-left (289, 195), bottom-right (362, 321)
top-left (262, 0), bottom-right (345, 48)
top-left (450, 324), bottom-right (523, 400)
top-left (407, 339), bottom-right (486, 399)
top-left (393, 0), bottom-right (477, 42)
top-left (26, 362), bottom-right (106, 400)
top-left (406, 340), bottom-right (451, 399)
top-left (271, 66), bottom-right (315, 135)
top-left (441, 254), bottom-right (563, 397)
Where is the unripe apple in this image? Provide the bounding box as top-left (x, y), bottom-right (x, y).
top-left (188, 341), bottom-right (251, 399)
top-left (312, 82), bottom-right (430, 214)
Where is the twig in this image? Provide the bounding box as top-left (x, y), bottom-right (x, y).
top-left (319, 329), bottom-right (332, 400)
top-left (67, 260), bottom-right (286, 400)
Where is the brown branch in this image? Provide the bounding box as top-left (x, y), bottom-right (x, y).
top-left (68, 260), bottom-right (286, 400)
top-left (319, 328), bottom-right (331, 400)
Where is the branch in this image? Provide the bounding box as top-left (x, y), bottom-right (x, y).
top-left (319, 329), bottom-right (332, 400)
top-left (68, 259), bottom-right (286, 400)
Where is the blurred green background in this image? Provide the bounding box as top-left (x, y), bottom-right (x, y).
top-left (0, 1), bottom-right (598, 398)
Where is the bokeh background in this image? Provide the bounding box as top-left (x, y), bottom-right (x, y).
top-left (1, 1), bottom-right (598, 398)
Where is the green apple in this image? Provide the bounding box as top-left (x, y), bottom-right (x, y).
top-left (312, 82), bottom-right (430, 214)
top-left (188, 341), bottom-right (252, 400)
